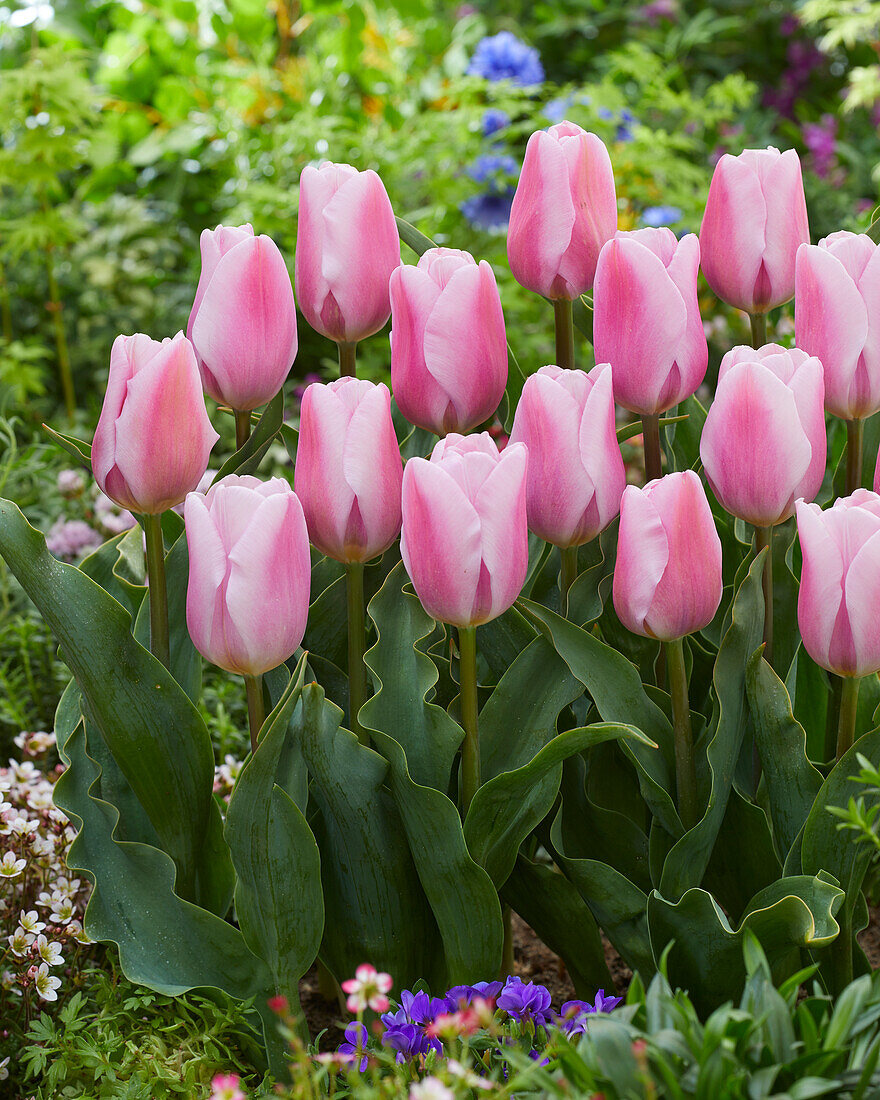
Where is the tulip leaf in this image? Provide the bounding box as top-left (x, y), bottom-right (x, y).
top-left (703, 788), bottom-right (781, 925)
top-left (211, 391), bottom-right (284, 482)
top-left (868, 216), bottom-right (880, 245)
top-left (79, 528), bottom-right (146, 620)
top-left (616, 414), bottom-right (688, 445)
top-left (42, 422), bottom-right (92, 468)
top-left (572, 295), bottom-right (593, 344)
top-left (0, 497), bottom-right (231, 913)
top-left (662, 394), bottom-right (707, 473)
top-left (396, 216), bottom-right (436, 257)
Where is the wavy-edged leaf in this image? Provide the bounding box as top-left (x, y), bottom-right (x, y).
top-left (79, 527), bottom-right (145, 620)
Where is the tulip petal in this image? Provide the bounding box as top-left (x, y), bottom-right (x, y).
top-left (92, 333), bottom-right (144, 492)
top-left (613, 485), bottom-right (669, 637)
top-left (796, 500), bottom-right (846, 674)
top-left (390, 265), bottom-right (448, 432)
top-left (185, 492), bottom-right (230, 667)
top-left (341, 383), bottom-right (403, 559)
top-left (700, 154), bottom-right (767, 312)
top-left (842, 528), bottom-right (880, 676)
top-left (472, 442), bottom-right (529, 621)
top-left (759, 149), bottom-right (809, 308)
top-left (294, 383), bottom-right (356, 558)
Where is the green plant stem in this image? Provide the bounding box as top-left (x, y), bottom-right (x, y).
top-left (459, 625), bottom-right (480, 817)
top-left (500, 906), bottom-right (515, 979)
top-left (846, 418), bottom-right (864, 495)
top-left (837, 675), bottom-right (861, 761)
top-left (45, 245), bottom-right (75, 421)
top-left (143, 514), bottom-right (169, 669)
top-left (755, 526), bottom-right (774, 668)
top-left (0, 258), bottom-right (13, 343)
top-left (346, 561), bottom-right (368, 746)
top-left (641, 413), bottom-right (662, 483)
top-left (665, 636), bottom-right (697, 831)
top-left (553, 298), bottom-right (575, 371)
top-left (749, 311), bottom-right (767, 349)
top-left (244, 673), bottom-right (265, 756)
top-left (338, 341), bottom-right (357, 379)
top-left (234, 409), bottom-right (251, 451)
top-left (559, 545), bottom-right (579, 618)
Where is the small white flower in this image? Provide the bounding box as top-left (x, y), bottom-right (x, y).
top-left (410, 1079), bottom-right (454, 1100)
top-left (35, 934), bottom-right (64, 967)
top-left (33, 962), bottom-right (61, 1002)
top-left (3, 814), bottom-right (37, 838)
top-left (27, 787), bottom-right (54, 812)
top-left (49, 897), bottom-right (74, 924)
top-left (0, 850), bottom-right (26, 878)
top-left (66, 919), bottom-right (91, 945)
top-left (8, 927), bottom-right (35, 957)
top-left (29, 835), bottom-right (55, 859)
top-left (35, 889), bottom-right (53, 908)
top-left (19, 910), bottom-right (45, 934)
top-left (54, 876), bottom-right (81, 897)
top-left (0, 1054), bottom-right (9, 1081)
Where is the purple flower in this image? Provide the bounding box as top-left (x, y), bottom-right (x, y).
top-left (482, 108), bottom-right (510, 138)
top-left (445, 980), bottom-right (503, 1009)
top-left (46, 518), bottom-right (102, 560)
top-left (641, 205), bottom-right (682, 228)
top-left (496, 977), bottom-right (552, 1025)
top-left (466, 32), bottom-right (544, 88)
top-left (638, 0), bottom-right (678, 23)
top-left (592, 989), bottom-right (622, 1013)
top-left (399, 989), bottom-right (448, 1025)
top-left (380, 990), bottom-right (446, 1062)
top-left (803, 113), bottom-right (838, 179)
top-left (467, 154), bottom-right (519, 184)
top-left (461, 155), bottom-right (518, 233)
top-left (558, 991), bottom-right (621, 1036)
top-left (338, 1021), bottom-right (369, 1071)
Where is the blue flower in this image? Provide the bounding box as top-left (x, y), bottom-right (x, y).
top-left (461, 191), bottom-right (515, 233)
top-left (641, 205), bottom-right (683, 228)
top-left (544, 95), bottom-right (574, 123)
top-left (467, 31), bottom-right (544, 88)
top-left (338, 1021), bottom-right (369, 1070)
top-left (467, 153), bottom-right (519, 184)
top-left (616, 110), bottom-right (637, 141)
top-left (496, 977), bottom-right (553, 1025)
top-left (482, 108), bottom-right (510, 138)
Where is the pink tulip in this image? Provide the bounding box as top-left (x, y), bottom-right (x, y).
top-left (92, 332), bottom-right (219, 515)
top-left (186, 223), bottom-right (254, 343)
top-left (700, 147), bottom-right (809, 314)
top-left (295, 162), bottom-right (400, 344)
top-left (184, 475), bottom-right (311, 676)
top-left (507, 121), bottom-right (617, 299)
top-left (508, 362), bottom-right (625, 547)
top-left (613, 471), bottom-right (722, 641)
top-left (389, 247), bottom-right (508, 436)
top-left (400, 433), bottom-right (528, 627)
top-left (796, 232), bottom-right (880, 420)
top-left (189, 232), bottom-right (298, 412)
top-left (294, 378), bottom-right (403, 563)
top-left (796, 490), bottom-right (880, 677)
top-left (700, 343), bottom-right (825, 527)
top-left (593, 228), bottom-right (707, 415)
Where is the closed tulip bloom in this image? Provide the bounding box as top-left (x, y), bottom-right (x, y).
top-left (700, 147), bottom-right (809, 314)
top-left (592, 229), bottom-right (707, 415)
top-left (700, 344), bottom-right (825, 527)
top-left (92, 332), bottom-right (219, 515)
top-left (401, 433), bottom-right (528, 627)
top-left (508, 363), bottom-right (625, 547)
top-left (613, 471), bottom-right (722, 641)
top-left (507, 121), bottom-right (617, 299)
top-left (189, 233), bottom-right (298, 412)
top-left (796, 232), bottom-right (880, 420)
top-left (295, 378), bottom-right (403, 563)
top-left (389, 247), bottom-right (508, 435)
top-left (295, 162), bottom-right (401, 344)
top-left (186, 223), bottom-right (254, 343)
top-left (796, 491), bottom-right (880, 678)
top-left (184, 475), bottom-right (311, 676)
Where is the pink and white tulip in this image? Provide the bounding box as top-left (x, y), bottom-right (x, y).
top-left (507, 121), bottom-right (617, 300)
top-left (508, 363), bottom-right (625, 547)
top-left (295, 163), bottom-right (400, 344)
top-left (613, 471), bottom-right (722, 641)
top-left (92, 332), bottom-right (218, 515)
top-left (700, 343), bottom-right (825, 527)
top-left (184, 475), bottom-right (310, 676)
top-left (700, 147), bottom-right (809, 314)
top-left (401, 433), bottom-right (528, 627)
top-left (294, 378), bottom-right (403, 563)
top-left (389, 247), bottom-right (507, 436)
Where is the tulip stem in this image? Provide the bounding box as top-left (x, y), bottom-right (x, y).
top-left (338, 341), bottom-right (357, 379)
top-left (641, 414), bottom-right (663, 483)
top-left (234, 409), bottom-right (251, 451)
top-left (553, 299), bottom-right (575, 372)
top-left (665, 636), bottom-right (698, 831)
top-left (143, 513), bottom-right (170, 669)
top-left (846, 418), bottom-right (864, 495)
top-left (346, 561), bottom-right (369, 746)
top-left (244, 674), bottom-right (265, 756)
top-left (559, 545), bottom-right (579, 617)
top-left (837, 675), bottom-right (861, 761)
top-left (749, 311), bottom-right (767, 349)
top-left (458, 624), bottom-right (480, 818)
top-left (755, 526), bottom-right (774, 668)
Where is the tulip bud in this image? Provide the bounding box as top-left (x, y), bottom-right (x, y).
top-left (507, 121), bottom-right (617, 300)
top-left (508, 363), bottom-right (625, 547)
top-left (593, 229), bottom-right (707, 415)
top-left (92, 333), bottom-right (219, 515)
top-left (189, 232), bottom-right (298, 412)
top-left (613, 471), bottom-right (722, 641)
top-left (700, 147), bottom-right (809, 314)
top-left (389, 247), bottom-right (508, 436)
top-left (295, 162), bottom-right (401, 344)
top-left (796, 490), bottom-right (880, 678)
top-left (795, 232), bottom-right (880, 420)
top-left (184, 475), bottom-right (311, 675)
top-left (294, 378), bottom-right (403, 563)
top-left (186, 223), bottom-right (254, 343)
top-left (700, 344), bottom-right (825, 527)
top-left (401, 433), bottom-right (528, 627)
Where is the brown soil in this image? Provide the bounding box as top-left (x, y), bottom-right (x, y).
top-left (858, 904), bottom-right (880, 969)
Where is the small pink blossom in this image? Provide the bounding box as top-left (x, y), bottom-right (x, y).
top-left (341, 963), bottom-right (393, 1014)
top-left (209, 1074), bottom-right (246, 1100)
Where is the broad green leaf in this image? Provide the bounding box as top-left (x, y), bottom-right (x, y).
top-left (79, 527), bottom-right (145, 620)
top-left (211, 391), bottom-right (284, 482)
top-left (703, 788), bottom-right (781, 924)
top-left (662, 394), bottom-right (707, 473)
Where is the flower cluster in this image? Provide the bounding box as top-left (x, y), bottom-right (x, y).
top-left (44, 467), bottom-right (137, 562)
top-left (465, 31), bottom-right (544, 88)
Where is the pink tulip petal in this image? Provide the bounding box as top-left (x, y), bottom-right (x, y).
top-left (294, 384), bottom-right (356, 558)
top-left (759, 149), bottom-right (809, 308)
top-left (390, 265), bottom-right (448, 432)
top-left (472, 442), bottom-right (529, 621)
top-left (700, 154), bottom-right (767, 311)
top-left (796, 499), bottom-right (846, 673)
top-left (92, 333), bottom-right (143, 491)
top-left (556, 131), bottom-right (617, 292)
top-left (341, 383), bottom-right (403, 560)
top-left (613, 485), bottom-right (668, 637)
top-left (184, 492), bottom-right (231, 667)
top-left (842, 528), bottom-right (880, 676)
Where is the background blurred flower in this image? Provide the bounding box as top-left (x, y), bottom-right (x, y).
top-left (466, 31), bottom-right (544, 87)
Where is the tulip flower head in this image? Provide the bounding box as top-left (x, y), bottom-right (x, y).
top-left (92, 332), bottom-right (219, 515)
top-left (700, 343), bottom-right (825, 527)
top-left (593, 228), bottom-right (707, 415)
top-left (389, 247), bottom-right (508, 436)
top-left (613, 471), bottom-right (722, 641)
top-left (401, 433), bottom-right (528, 627)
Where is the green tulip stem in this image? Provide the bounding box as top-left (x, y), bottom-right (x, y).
top-left (559, 545), bottom-right (579, 618)
top-left (665, 635), bottom-right (697, 831)
top-left (244, 673), bottom-right (265, 756)
top-left (459, 624), bottom-right (480, 817)
top-left (143, 513), bottom-right (170, 670)
top-left (755, 526), bottom-right (774, 669)
top-left (234, 409), bottom-right (251, 452)
top-left (749, 311), bottom-right (767, 349)
top-left (837, 675), bottom-right (861, 761)
top-left (846, 418), bottom-right (864, 495)
top-left (346, 561), bottom-right (369, 746)
top-left (641, 413), bottom-right (663, 483)
top-left (338, 341), bottom-right (357, 379)
top-left (553, 298), bottom-right (575, 372)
